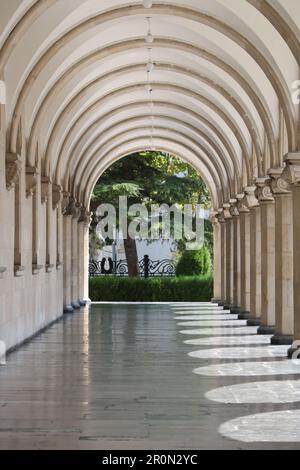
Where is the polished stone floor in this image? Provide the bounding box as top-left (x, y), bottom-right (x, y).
top-left (0, 302), bottom-right (300, 449)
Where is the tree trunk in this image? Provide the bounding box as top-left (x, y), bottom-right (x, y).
top-left (124, 233), bottom-right (139, 277)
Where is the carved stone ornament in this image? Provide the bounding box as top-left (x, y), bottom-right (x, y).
top-left (209, 210), bottom-right (219, 225)
top-left (32, 264), bottom-right (43, 276)
top-left (255, 177), bottom-right (274, 202)
top-left (223, 203), bottom-right (232, 220)
top-left (0, 267), bottom-right (7, 279)
top-left (63, 197), bottom-right (80, 219)
top-left (25, 166), bottom-right (38, 198)
top-left (46, 264), bottom-right (55, 273)
top-left (217, 208), bottom-right (225, 223)
top-left (268, 167), bottom-right (290, 195)
top-left (14, 264), bottom-right (25, 277)
top-left (52, 183), bottom-right (63, 209)
top-left (236, 193), bottom-right (249, 213)
top-left (6, 153), bottom-right (21, 190)
top-left (41, 177), bottom-right (52, 204)
top-left (78, 208), bottom-right (93, 227)
top-left (282, 152), bottom-right (300, 186)
top-left (61, 192), bottom-right (70, 215)
top-left (243, 186), bottom-right (259, 209)
top-left (229, 198), bottom-right (239, 217)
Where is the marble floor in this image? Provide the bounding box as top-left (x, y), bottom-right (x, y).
top-left (0, 302), bottom-right (300, 449)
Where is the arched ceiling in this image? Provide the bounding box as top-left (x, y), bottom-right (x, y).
top-left (0, 0), bottom-right (299, 210)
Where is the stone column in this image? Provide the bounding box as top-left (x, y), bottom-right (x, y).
top-left (52, 184), bottom-right (63, 270)
top-left (282, 153), bottom-right (300, 356)
top-left (62, 194), bottom-right (73, 313)
top-left (78, 208), bottom-right (92, 305)
top-left (255, 177), bottom-right (276, 335)
top-left (268, 168), bottom-right (294, 345)
top-left (223, 203), bottom-right (232, 309)
top-left (211, 212), bottom-right (221, 303)
top-left (41, 177), bottom-right (55, 273)
top-left (247, 204), bottom-right (262, 326)
top-left (6, 153), bottom-right (24, 276)
top-left (28, 167), bottom-right (43, 275)
top-left (71, 201), bottom-right (81, 309)
top-left (236, 193), bottom-right (251, 318)
top-left (217, 210), bottom-right (226, 306)
top-left (229, 199), bottom-right (240, 313)
top-left (241, 187), bottom-right (260, 323)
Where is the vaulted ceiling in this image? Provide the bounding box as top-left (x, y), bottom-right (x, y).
top-left (1, 0), bottom-right (299, 209)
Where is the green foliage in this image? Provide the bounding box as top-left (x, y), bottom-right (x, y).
top-left (175, 246), bottom-right (211, 276)
top-left (90, 151), bottom-right (212, 237)
top-left (89, 275), bottom-right (213, 302)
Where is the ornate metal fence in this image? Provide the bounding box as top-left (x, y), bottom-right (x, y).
top-left (89, 256), bottom-right (176, 278)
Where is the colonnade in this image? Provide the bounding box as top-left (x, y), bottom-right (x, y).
top-left (212, 154), bottom-right (300, 356)
top-left (0, 138), bottom-right (91, 350)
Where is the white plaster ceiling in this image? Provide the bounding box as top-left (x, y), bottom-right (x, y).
top-left (0, 0), bottom-right (299, 208)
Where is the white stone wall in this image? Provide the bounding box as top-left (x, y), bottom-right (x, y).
top-left (0, 104), bottom-right (65, 351)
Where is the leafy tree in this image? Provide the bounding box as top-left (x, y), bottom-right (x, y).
top-left (91, 151), bottom-right (212, 276)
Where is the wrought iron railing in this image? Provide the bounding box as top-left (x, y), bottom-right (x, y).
top-left (89, 256), bottom-right (176, 278)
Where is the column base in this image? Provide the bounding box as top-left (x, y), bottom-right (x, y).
top-left (72, 301), bottom-right (81, 310)
top-left (64, 305), bottom-right (74, 314)
top-left (83, 297), bottom-right (91, 304)
top-left (79, 299), bottom-right (87, 306)
top-left (247, 317), bottom-right (261, 326)
top-left (211, 298), bottom-right (221, 304)
top-left (238, 310), bottom-right (252, 320)
top-left (223, 304), bottom-right (233, 310)
top-left (271, 334), bottom-right (293, 345)
top-left (230, 306), bottom-right (240, 315)
top-left (257, 325), bottom-right (275, 335)
top-left (217, 301), bottom-right (225, 307)
top-left (287, 342), bottom-right (300, 359)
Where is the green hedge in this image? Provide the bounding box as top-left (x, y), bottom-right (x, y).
top-left (89, 275), bottom-right (213, 302)
top-left (176, 247), bottom-right (211, 276)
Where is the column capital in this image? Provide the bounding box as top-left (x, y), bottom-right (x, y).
top-left (63, 197), bottom-right (80, 219)
top-left (209, 210), bottom-right (219, 225)
top-left (236, 193), bottom-right (249, 213)
top-left (267, 167), bottom-right (290, 195)
top-left (282, 152), bottom-right (300, 186)
top-left (62, 191), bottom-right (70, 214)
top-left (223, 203), bottom-right (232, 220)
top-left (255, 177), bottom-right (274, 203)
top-left (217, 208), bottom-right (225, 223)
top-left (6, 153), bottom-right (21, 190)
top-left (78, 207), bottom-right (93, 227)
top-left (25, 166), bottom-right (38, 198)
top-left (243, 186), bottom-right (259, 210)
top-left (52, 183), bottom-right (63, 209)
top-left (41, 176), bottom-right (52, 204)
top-left (229, 198), bottom-right (239, 217)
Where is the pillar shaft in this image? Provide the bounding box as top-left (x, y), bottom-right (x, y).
top-left (259, 201), bottom-right (276, 332)
top-left (255, 206), bottom-right (262, 319)
top-left (212, 220), bottom-right (221, 302)
top-left (225, 218), bottom-right (232, 306)
top-left (220, 221), bottom-right (226, 304)
top-left (270, 191), bottom-right (294, 343)
top-left (71, 217), bottom-right (80, 309)
top-left (63, 214), bottom-right (73, 313)
top-left (291, 186), bottom-right (300, 343)
top-left (230, 216), bottom-right (239, 308)
top-left (239, 212), bottom-right (251, 314)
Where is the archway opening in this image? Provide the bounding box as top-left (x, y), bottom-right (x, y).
top-left (88, 150), bottom-right (213, 302)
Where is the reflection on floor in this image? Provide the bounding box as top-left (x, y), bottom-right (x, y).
top-left (0, 302), bottom-right (299, 449)
top-left (175, 302), bottom-right (300, 445)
